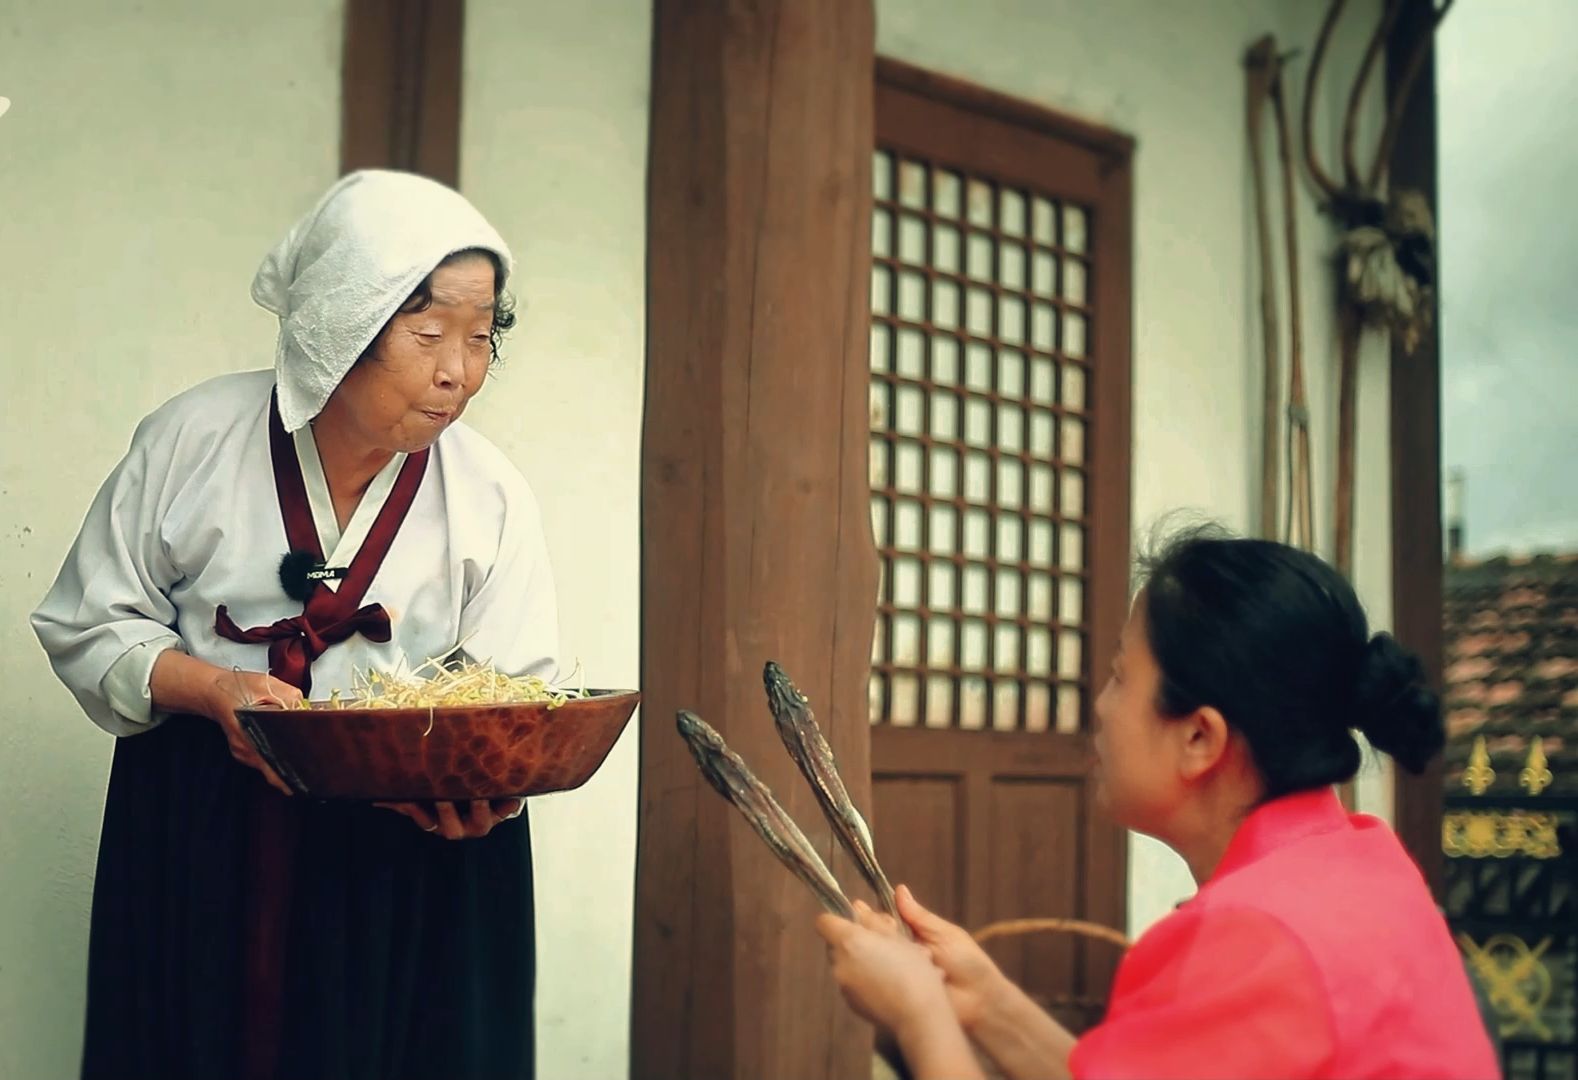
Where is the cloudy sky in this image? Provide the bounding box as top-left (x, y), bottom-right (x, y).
top-left (1438, 0), bottom-right (1578, 556)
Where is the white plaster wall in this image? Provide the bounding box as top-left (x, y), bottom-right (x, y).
top-left (0, 3), bottom-right (343, 1078)
top-left (874, 0), bottom-right (1397, 934)
top-left (458, 3), bottom-right (650, 1077)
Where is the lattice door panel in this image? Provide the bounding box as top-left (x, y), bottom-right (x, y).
top-left (868, 148), bottom-right (1097, 735)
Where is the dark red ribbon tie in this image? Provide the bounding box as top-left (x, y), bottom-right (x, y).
top-left (214, 597), bottom-right (393, 696)
top-left (213, 388), bottom-right (426, 696)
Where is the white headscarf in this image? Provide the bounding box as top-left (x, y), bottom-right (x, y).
top-left (252, 169), bottom-right (515, 432)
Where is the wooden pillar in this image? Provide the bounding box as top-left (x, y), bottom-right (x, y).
top-left (633, 1), bottom-right (878, 1077)
top-left (1387, 0), bottom-right (1446, 893)
top-left (340, 0), bottom-right (464, 186)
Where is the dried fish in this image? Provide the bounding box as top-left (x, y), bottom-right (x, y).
top-left (676, 710), bottom-right (854, 919)
top-left (763, 662), bottom-right (898, 918)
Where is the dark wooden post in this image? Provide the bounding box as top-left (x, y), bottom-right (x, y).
top-left (633, 1), bottom-right (878, 1077)
top-left (1387, 0), bottom-right (1445, 892)
top-left (340, 0), bottom-right (464, 186)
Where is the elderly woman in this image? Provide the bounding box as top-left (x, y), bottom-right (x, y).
top-left (818, 531), bottom-right (1498, 1080)
top-left (32, 171), bottom-right (559, 1080)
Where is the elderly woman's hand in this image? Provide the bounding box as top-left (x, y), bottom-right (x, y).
top-left (207, 669), bottom-right (301, 796)
top-left (375, 799), bottom-right (523, 839)
top-left (150, 652), bottom-right (300, 796)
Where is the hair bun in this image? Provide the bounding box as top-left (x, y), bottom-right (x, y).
top-left (1354, 633), bottom-right (1443, 774)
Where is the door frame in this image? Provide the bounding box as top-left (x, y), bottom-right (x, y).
top-left (869, 58), bottom-right (1133, 996)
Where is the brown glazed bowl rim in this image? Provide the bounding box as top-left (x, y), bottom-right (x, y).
top-left (237, 687), bottom-right (640, 719)
top-left (235, 689), bottom-right (641, 800)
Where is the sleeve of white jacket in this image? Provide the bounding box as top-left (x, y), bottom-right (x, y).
top-left (458, 467), bottom-right (562, 686)
top-left (31, 412), bottom-right (188, 736)
top-left (457, 467), bottom-right (561, 821)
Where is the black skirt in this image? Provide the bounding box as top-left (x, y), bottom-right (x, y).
top-left (81, 714), bottom-right (535, 1080)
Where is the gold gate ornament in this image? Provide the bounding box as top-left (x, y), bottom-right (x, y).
top-left (1459, 933), bottom-right (1555, 1041)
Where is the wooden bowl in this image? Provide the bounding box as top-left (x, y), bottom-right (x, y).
top-left (236, 690), bottom-right (640, 800)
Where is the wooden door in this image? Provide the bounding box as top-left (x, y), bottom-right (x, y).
top-left (865, 60), bottom-right (1134, 1030)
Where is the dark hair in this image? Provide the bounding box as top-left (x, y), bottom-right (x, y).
top-left (373, 247), bottom-right (518, 367)
top-left (1138, 525), bottom-right (1443, 798)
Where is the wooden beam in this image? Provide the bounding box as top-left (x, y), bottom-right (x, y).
top-left (874, 58), bottom-right (1135, 162)
top-left (1387, 0), bottom-right (1445, 894)
top-left (341, 0), bottom-right (464, 186)
top-left (633, 1), bottom-right (878, 1078)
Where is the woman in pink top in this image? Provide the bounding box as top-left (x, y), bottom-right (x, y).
top-left (819, 528), bottom-right (1499, 1080)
